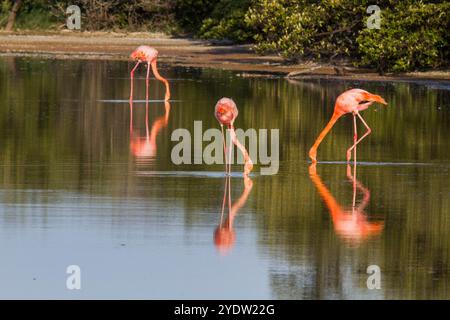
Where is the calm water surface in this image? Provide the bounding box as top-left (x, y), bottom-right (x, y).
top-left (0, 57), bottom-right (449, 299)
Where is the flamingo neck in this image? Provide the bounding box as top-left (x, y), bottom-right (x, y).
top-left (151, 60), bottom-right (170, 100)
top-left (310, 111), bottom-right (342, 157)
top-left (228, 125), bottom-right (253, 176)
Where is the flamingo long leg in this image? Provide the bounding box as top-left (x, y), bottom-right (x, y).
top-left (228, 126), bottom-right (233, 176)
top-left (151, 60), bottom-right (170, 101)
top-left (346, 113), bottom-right (358, 162)
top-left (146, 62), bottom-right (151, 102)
top-left (145, 62), bottom-right (151, 139)
top-left (346, 111), bottom-right (371, 162)
top-left (352, 160), bottom-right (357, 208)
top-left (129, 61), bottom-right (140, 102)
top-left (220, 124), bottom-right (228, 176)
top-left (352, 114), bottom-right (358, 207)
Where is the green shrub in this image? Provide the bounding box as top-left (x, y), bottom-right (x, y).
top-left (0, 0), bottom-right (58, 30)
top-left (245, 0), bottom-right (449, 72)
top-left (357, 2), bottom-right (450, 72)
top-left (1, 0), bottom-right (179, 32)
top-left (245, 0), bottom-right (370, 60)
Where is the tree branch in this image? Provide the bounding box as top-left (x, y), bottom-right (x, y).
top-left (5, 0), bottom-right (23, 31)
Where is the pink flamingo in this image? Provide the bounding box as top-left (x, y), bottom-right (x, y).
top-left (130, 46), bottom-right (171, 102)
top-left (309, 89), bottom-right (387, 163)
top-left (214, 98), bottom-right (253, 177)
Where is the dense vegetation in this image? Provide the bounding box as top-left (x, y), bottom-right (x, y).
top-left (246, 0), bottom-right (449, 72)
top-left (0, 0), bottom-right (448, 72)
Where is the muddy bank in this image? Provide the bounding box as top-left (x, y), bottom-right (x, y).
top-left (0, 31), bottom-right (449, 82)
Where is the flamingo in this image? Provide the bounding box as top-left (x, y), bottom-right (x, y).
top-left (214, 175), bottom-right (253, 254)
top-left (309, 163), bottom-right (384, 243)
top-left (214, 98), bottom-right (253, 177)
top-left (309, 89), bottom-right (387, 163)
top-left (129, 46), bottom-right (170, 102)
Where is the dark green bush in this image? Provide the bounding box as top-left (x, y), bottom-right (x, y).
top-left (245, 0), bottom-right (370, 60)
top-left (173, 0), bottom-right (218, 33)
top-left (198, 0), bottom-right (252, 42)
top-left (1, 0), bottom-right (178, 32)
top-left (245, 0), bottom-right (449, 72)
top-left (357, 2), bottom-right (450, 72)
top-left (53, 0), bottom-right (177, 32)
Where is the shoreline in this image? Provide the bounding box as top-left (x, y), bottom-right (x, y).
top-left (0, 31), bottom-right (449, 83)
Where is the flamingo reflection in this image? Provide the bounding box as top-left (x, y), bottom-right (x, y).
top-left (129, 99), bottom-right (170, 162)
top-left (309, 162), bottom-right (384, 243)
top-left (214, 175), bottom-right (253, 255)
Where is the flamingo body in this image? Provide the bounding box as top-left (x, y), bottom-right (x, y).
top-left (334, 89), bottom-right (387, 115)
top-left (130, 45), bottom-right (158, 62)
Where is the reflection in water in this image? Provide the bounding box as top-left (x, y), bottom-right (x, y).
top-left (214, 175), bottom-right (253, 254)
top-left (0, 57), bottom-right (448, 299)
top-left (309, 161), bottom-right (384, 244)
top-left (129, 100), bottom-right (171, 164)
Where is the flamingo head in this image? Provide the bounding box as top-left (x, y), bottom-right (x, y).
top-left (357, 90), bottom-right (387, 106)
top-left (215, 97), bottom-right (237, 126)
top-left (130, 49), bottom-right (146, 61)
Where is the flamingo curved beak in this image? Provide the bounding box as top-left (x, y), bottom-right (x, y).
top-left (377, 97), bottom-right (388, 105)
top-left (370, 94), bottom-right (388, 105)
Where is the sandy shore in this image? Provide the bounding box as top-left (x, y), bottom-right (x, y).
top-left (0, 31), bottom-right (449, 82)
